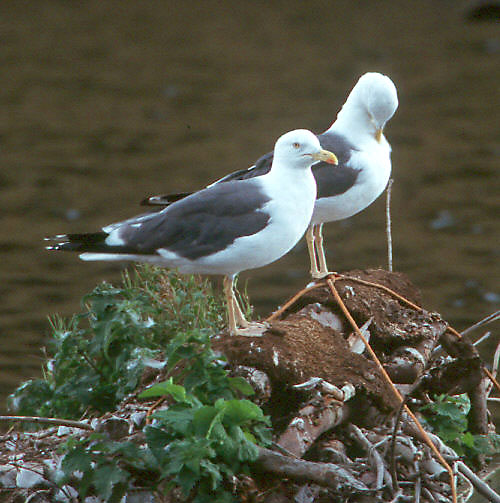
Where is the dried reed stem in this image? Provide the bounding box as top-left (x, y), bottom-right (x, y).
top-left (386, 179), bottom-right (394, 272)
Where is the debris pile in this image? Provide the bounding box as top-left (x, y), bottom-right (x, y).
top-left (1, 269), bottom-right (498, 502)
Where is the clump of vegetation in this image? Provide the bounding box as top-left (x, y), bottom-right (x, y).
top-left (9, 265), bottom-right (271, 501)
top-left (57, 383), bottom-right (270, 502)
top-left (420, 394), bottom-right (500, 459)
top-left (6, 266), bottom-right (499, 502)
top-left (9, 265), bottom-right (224, 418)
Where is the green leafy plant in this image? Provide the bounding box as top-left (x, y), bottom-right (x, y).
top-left (59, 434), bottom-right (158, 502)
top-left (140, 380), bottom-right (271, 501)
top-left (12, 265), bottom-right (271, 501)
top-left (421, 394), bottom-right (500, 459)
top-left (9, 265), bottom-right (224, 418)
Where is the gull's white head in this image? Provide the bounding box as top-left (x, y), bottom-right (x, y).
top-left (333, 72), bottom-right (398, 143)
top-left (273, 129), bottom-right (338, 169)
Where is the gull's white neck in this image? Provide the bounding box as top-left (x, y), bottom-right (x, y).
top-left (264, 158), bottom-right (317, 199)
top-left (326, 100), bottom-right (380, 148)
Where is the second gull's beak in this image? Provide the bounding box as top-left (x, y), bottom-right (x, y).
top-left (311, 149), bottom-right (338, 165)
top-left (375, 128), bottom-right (383, 143)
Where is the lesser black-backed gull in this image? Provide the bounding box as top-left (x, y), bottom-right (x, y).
top-left (142, 72), bottom-right (398, 278)
top-left (46, 129), bottom-right (338, 336)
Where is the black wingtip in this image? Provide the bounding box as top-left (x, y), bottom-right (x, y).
top-left (44, 232), bottom-right (109, 252)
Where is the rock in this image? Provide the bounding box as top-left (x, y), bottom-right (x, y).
top-left (124, 491), bottom-right (157, 502)
top-left (16, 464), bottom-right (46, 488)
top-left (0, 464), bottom-right (17, 487)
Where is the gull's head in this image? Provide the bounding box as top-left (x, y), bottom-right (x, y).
top-left (336, 72), bottom-right (398, 143)
top-left (273, 129), bottom-right (338, 169)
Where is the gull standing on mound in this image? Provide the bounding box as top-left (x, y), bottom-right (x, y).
top-left (46, 130), bottom-right (338, 336)
top-left (142, 73), bottom-right (398, 278)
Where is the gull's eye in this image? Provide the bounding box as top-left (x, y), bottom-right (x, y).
top-left (292, 142), bottom-right (300, 149)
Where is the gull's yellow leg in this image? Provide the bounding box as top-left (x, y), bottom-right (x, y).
top-left (306, 224), bottom-right (320, 278)
top-left (223, 275), bottom-right (238, 335)
top-left (314, 223), bottom-right (331, 277)
top-left (224, 276), bottom-right (267, 337)
top-left (232, 291), bottom-right (249, 328)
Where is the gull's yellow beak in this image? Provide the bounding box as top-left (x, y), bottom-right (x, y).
top-left (375, 128), bottom-right (383, 143)
top-left (311, 149), bottom-right (338, 165)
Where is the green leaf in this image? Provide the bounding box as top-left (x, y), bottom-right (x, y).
top-left (461, 432), bottom-right (475, 448)
top-left (230, 425), bottom-right (259, 462)
top-left (221, 399), bottom-right (266, 426)
top-left (61, 446), bottom-right (92, 473)
top-left (145, 425), bottom-right (172, 459)
top-left (227, 377), bottom-right (254, 396)
top-left (193, 406), bottom-right (219, 436)
top-left (177, 466), bottom-right (199, 495)
top-left (92, 464), bottom-right (127, 501)
top-left (151, 405), bottom-right (196, 436)
top-left (139, 378), bottom-right (188, 403)
top-left (199, 458), bottom-right (223, 489)
top-left (472, 433), bottom-right (500, 455)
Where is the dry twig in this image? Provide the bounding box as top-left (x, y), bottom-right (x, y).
top-left (460, 310), bottom-right (500, 337)
top-left (256, 446), bottom-right (370, 493)
top-left (267, 282), bottom-right (326, 322)
top-left (0, 415), bottom-right (93, 431)
top-left (145, 396), bottom-right (166, 424)
top-left (278, 384), bottom-right (354, 457)
top-left (386, 178), bottom-right (394, 272)
top-left (456, 461), bottom-right (500, 503)
top-left (349, 424), bottom-right (392, 490)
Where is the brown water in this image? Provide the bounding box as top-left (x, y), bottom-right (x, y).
top-left (1, 1), bottom-right (498, 415)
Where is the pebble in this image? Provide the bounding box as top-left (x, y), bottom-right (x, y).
top-left (0, 465), bottom-right (16, 487)
top-left (16, 464), bottom-right (46, 488)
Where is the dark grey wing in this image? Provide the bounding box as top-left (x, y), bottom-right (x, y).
top-left (203, 132), bottom-right (360, 199)
top-left (215, 151), bottom-right (274, 183)
top-left (314, 131), bottom-right (361, 199)
top-left (120, 179), bottom-right (271, 260)
top-left (140, 152), bottom-right (274, 207)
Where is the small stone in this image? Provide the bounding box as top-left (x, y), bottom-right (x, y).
top-left (130, 411), bottom-right (147, 429)
top-left (56, 426), bottom-right (73, 437)
top-left (16, 464), bottom-right (46, 488)
top-left (124, 491), bottom-right (157, 502)
top-left (0, 465), bottom-right (17, 487)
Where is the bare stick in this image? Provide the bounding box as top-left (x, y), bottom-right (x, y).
top-left (349, 424), bottom-right (392, 490)
top-left (386, 178), bottom-right (394, 272)
top-left (267, 282), bottom-right (326, 321)
top-left (414, 457), bottom-right (422, 503)
top-left (487, 340), bottom-right (500, 398)
top-left (255, 446), bottom-right (369, 492)
top-left (325, 277), bottom-right (457, 503)
top-left (473, 331), bottom-right (491, 347)
top-left (278, 391), bottom-right (352, 458)
top-left (0, 415), bottom-right (93, 431)
top-left (146, 396), bottom-right (166, 425)
top-left (456, 461), bottom-right (500, 503)
top-left (460, 310), bottom-right (500, 338)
